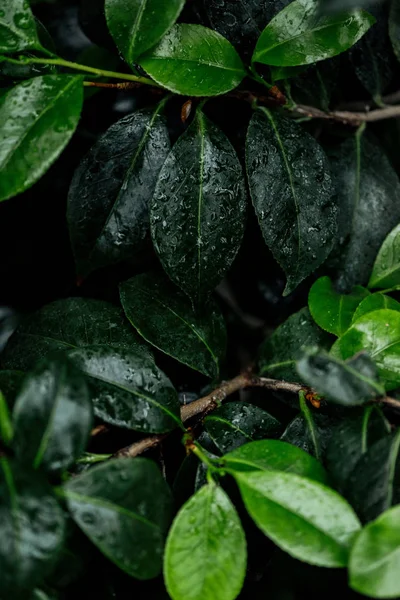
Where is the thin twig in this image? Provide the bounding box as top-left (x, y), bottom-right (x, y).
top-left (84, 81), bottom-right (141, 90)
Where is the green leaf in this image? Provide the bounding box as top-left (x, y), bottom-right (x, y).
top-left (204, 402), bottom-right (283, 453)
top-left (64, 458), bottom-right (172, 579)
top-left (12, 355), bottom-right (92, 473)
top-left (389, 0), bottom-right (400, 63)
top-left (150, 110), bottom-right (246, 304)
top-left (0, 0), bottom-right (42, 54)
top-left (105, 0), bottom-right (184, 64)
top-left (369, 223), bottom-right (400, 289)
top-left (297, 349), bottom-right (384, 406)
top-left (0, 369), bottom-right (24, 408)
top-left (67, 345), bottom-right (182, 433)
top-left (67, 105), bottom-right (170, 277)
top-left (2, 297), bottom-right (146, 371)
top-left (138, 24), bottom-right (246, 96)
top-left (0, 458), bottom-right (65, 597)
top-left (0, 75), bottom-right (83, 202)
top-left (0, 390), bottom-right (13, 444)
top-left (222, 439), bottom-right (329, 484)
top-left (349, 504), bottom-right (400, 598)
top-left (252, 0), bottom-right (375, 67)
top-left (331, 309), bottom-right (400, 390)
top-left (164, 481), bottom-right (246, 600)
top-left (352, 293), bottom-right (400, 322)
top-left (234, 469), bottom-right (361, 567)
top-left (259, 307), bottom-right (332, 381)
top-left (308, 276), bottom-right (369, 336)
top-left (246, 109), bottom-right (337, 295)
top-left (119, 272), bottom-right (226, 379)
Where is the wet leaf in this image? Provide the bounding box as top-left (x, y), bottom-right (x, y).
top-left (138, 24), bottom-right (246, 96)
top-left (164, 481), bottom-right (246, 600)
top-left (246, 109), bottom-right (337, 295)
top-left (119, 272), bottom-right (226, 378)
top-left (0, 0), bottom-right (42, 54)
top-left (352, 293), bottom-right (400, 322)
top-left (150, 110), bottom-right (246, 304)
top-left (389, 0), bottom-right (400, 62)
top-left (369, 223), bottom-right (400, 289)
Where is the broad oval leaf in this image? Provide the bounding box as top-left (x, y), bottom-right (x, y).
top-left (352, 293), bottom-right (400, 323)
top-left (389, 0), bottom-right (400, 62)
top-left (246, 109), bottom-right (337, 295)
top-left (119, 272), bottom-right (226, 379)
top-left (252, 0), bottom-right (375, 67)
top-left (67, 106), bottom-right (170, 277)
top-left (64, 458), bottom-right (173, 579)
top-left (12, 355), bottom-right (93, 474)
top-left (0, 75), bottom-right (83, 202)
top-left (150, 110), bottom-right (246, 304)
top-left (0, 0), bottom-right (42, 54)
top-left (105, 0), bottom-right (185, 64)
top-left (349, 504), bottom-right (400, 598)
top-left (164, 481), bottom-right (246, 600)
top-left (138, 24), bottom-right (246, 96)
top-left (308, 276), bottom-right (369, 336)
top-left (235, 470), bottom-right (361, 567)
top-left (0, 458), bottom-right (65, 597)
top-left (67, 345), bottom-right (182, 433)
top-left (331, 309), bottom-right (400, 390)
top-left (369, 223), bottom-right (400, 289)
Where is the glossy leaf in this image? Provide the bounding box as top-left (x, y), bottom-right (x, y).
top-left (150, 110), bottom-right (246, 304)
top-left (352, 293), bottom-right (400, 322)
top-left (12, 355), bottom-right (92, 473)
top-left (0, 0), bottom-right (42, 54)
top-left (67, 105), bottom-right (170, 277)
top-left (204, 402), bottom-right (282, 453)
top-left (246, 109), bottom-right (337, 295)
top-left (64, 458), bottom-right (173, 579)
top-left (120, 272), bottom-right (226, 378)
top-left (105, 0), bottom-right (185, 64)
top-left (235, 469), bottom-right (361, 567)
top-left (259, 307), bottom-right (332, 382)
top-left (0, 75), bottom-right (83, 202)
top-left (0, 458), bottom-right (65, 597)
top-left (252, 0), bottom-right (375, 67)
top-left (389, 0), bottom-right (400, 62)
top-left (164, 482), bottom-right (246, 600)
top-left (138, 24), bottom-right (246, 96)
top-left (349, 504), bottom-right (400, 598)
top-left (67, 345), bottom-right (181, 433)
top-left (369, 223), bottom-right (400, 289)
top-left (331, 309), bottom-right (400, 390)
top-left (308, 276), bottom-right (369, 336)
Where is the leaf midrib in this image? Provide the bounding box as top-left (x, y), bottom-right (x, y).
top-left (127, 0), bottom-right (148, 61)
top-left (143, 54), bottom-right (244, 74)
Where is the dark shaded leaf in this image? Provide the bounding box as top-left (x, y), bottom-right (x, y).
top-left (0, 369), bottom-right (24, 408)
top-left (0, 0), bottom-right (42, 54)
top-left (0, 390), bottom-right (12, 444)
top-left (369, 223), bottom-right (400, 289)
top-left (352, 293), bottom-right (400, 321)
top-left (389, 0), bottom-right (400, 62)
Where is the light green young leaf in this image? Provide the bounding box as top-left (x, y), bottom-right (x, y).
top-left (369, 224), bottom-right (400, 289)
top-left (352, 293), bottom-right (400, 322)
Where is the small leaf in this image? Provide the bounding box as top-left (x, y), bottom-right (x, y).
top-left (369, 223), bottom-right (400, 289)
top-left (67, 105), bottom-right (170, 277)
top-left (204, 402), bottom-right (283, 453)
top-left (164, 481), bottom-right (246, 600)
top-left (252, 0), bottom-right (375, 67)
top-left (119, 272), bottom-right (226, 378)
top-left (234, 469), bottom-right (361, 567)
top-left (67, 345), bottom-right (182, 433)
top-left (150, 110), bottom-right (246, 304)
top-left (349, 504), bottom-right (400, 598)
top-left (138, 24), bottom-right (246, 96)
top-left (389, 0), bottom-right (400, 62)
top-left (0, 75), bottom-right (83, 202)
top-left (0, 458), bottom-right (65, 597)
top-left (352, 293), bottom-right (400, 322)
top-left (246, 109), bottom-right (337, 295)
top-left (308, 276), bottom-right (369, 336)
top-left (0, 0), bottom-right (42, 54)
top-left (64, 458), bottom-right (173, 579)
top-left (105, 0), bottom-right (185, 64)
top-left (12, 355), bottom-right (92, 474)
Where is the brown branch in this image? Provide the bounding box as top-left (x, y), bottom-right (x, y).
top-left (84, 81), bottom-right (141, 90)
top-left (291, 103), bottom-right (400, 126)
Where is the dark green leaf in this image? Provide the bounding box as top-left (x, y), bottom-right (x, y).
top-left (204, 402), bottom-right (282, 453)
top-left (0, 75), bottom-right (83, 202)
top-left (67, 345), bottom-right (181, 433)
top-left (0, 0), bottom-right (42, 54)
top-left (331, 309), bottom-right (400, 390)
top-left (64, 458), bottom-right (173, 579)
top-left (0, 458), bottom-right (65, 597)
top-left (308, 276), bottom-right (369, 336)
top-left (0, 369), bottom-right (24, 408)
top-left (164, 482), bottom-right (246, 600)
top-left (150, 110), bottom-right (246, 304)
top-left (246, 109), bottom-right (337, 295)
top-left (389, 0), bottom-right (400, 62)
top-left (369, 223), bottom-right (400, 289)
top-left (138, 24), bottom-right (246, 96)
top-left (252, 0), bottom-right (375, 67)
top-left (67, 105), bottom-right (170, 277)
top-left (235, 469), bottom-right (361, 566)
top-left (349, 504), bottom-right (400, 598)
top-left (0, 390), bottom-right (13, 444)
top-left (352, 293), bottom-right (400, 322)
top-left (12, 355), bottom-right (92, 473)
top-left (105, 0), bottom-right (185, 64)
top-left (119, 272), bottom-right (226, 378)
top-left (259, 307), bottom-right (332, 381)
